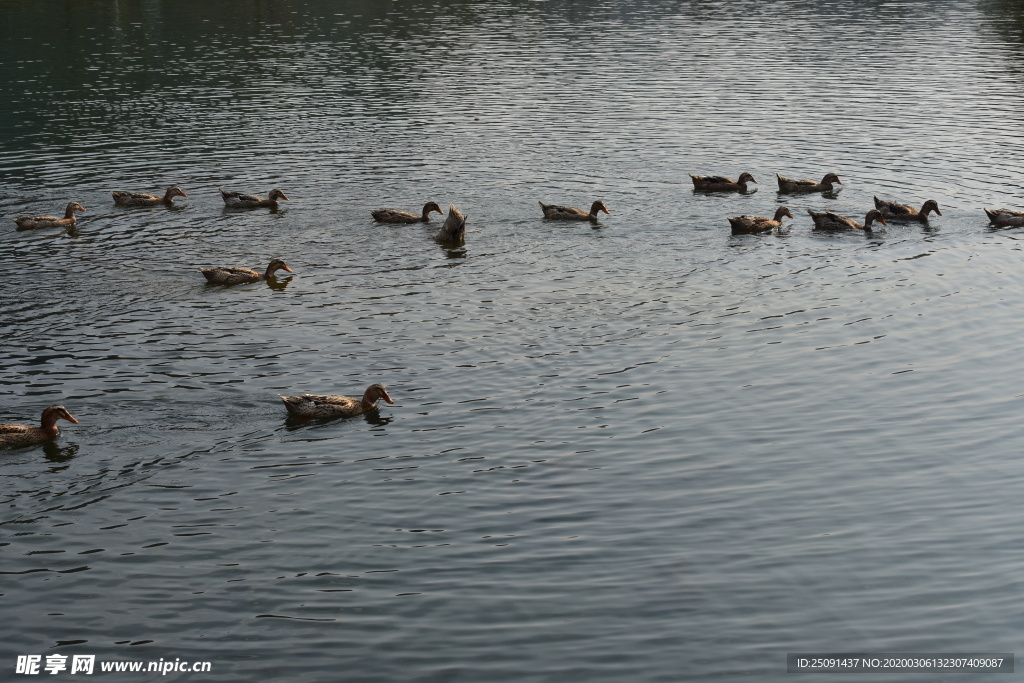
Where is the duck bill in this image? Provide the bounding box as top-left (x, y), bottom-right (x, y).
top-left (381, 390), bottom-right (394, 404)
top-left (66, 414), bottom-right (80, 424)
top-left (279, 193), bottom-right (290, 201)
top-left (283, 265), bottom-right (295, 273)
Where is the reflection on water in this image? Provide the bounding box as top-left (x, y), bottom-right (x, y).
top-left (41, 441), bottom-right (79, 464)
top-left (3, 1), bottom-right (1024, 682)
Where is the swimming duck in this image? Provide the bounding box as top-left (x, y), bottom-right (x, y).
top-left (434, 203), bottom-right (466, 242)
top-left (12, 202), bottom-right (86, 230)
top-left (539, 200), bottom-right (610, 221)
top-left (984, 208), bottom-right (1024, 226)
top-left (0, 405), bottom-right (79, 448)
top-left (280, 383), bottom-right (394, 418)
top-left (371, 202), bottom-right (445, 224)
top-left (873, 197), bottom-right (941, 222)
top-left (220, 188), bottom-right (289, 209)
top-left (776, 173), bottom-right (842, 193)
top-left (690, 173), bottom-right (757, 192)
top-left (199, 259), bottom-right (294, 285)
top-left (112, 186), bottom-right (187, 207)
top-left (728, 206), bottom-right (794, 234)
top-left (808, 208), bottom-right (887, 231)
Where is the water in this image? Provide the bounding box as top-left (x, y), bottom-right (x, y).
top-left (3, 1), bottom-right (1024, 680)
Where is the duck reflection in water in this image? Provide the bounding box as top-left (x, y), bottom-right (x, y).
top-left (43, 440), bottom-right (80, 464)
top-left (283, 411), bottom-right (394, 431)
top-left (265, 276), bottom-right (293, 291)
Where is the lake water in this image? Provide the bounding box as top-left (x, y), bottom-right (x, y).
top-left (2, 1), bottom-right (1024, 681)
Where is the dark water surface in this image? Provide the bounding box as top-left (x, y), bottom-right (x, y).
top-left (3, 1), bottom-right (1024, 681)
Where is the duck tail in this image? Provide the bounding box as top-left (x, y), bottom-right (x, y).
top-left (279, 395), bottom-right (302, 415)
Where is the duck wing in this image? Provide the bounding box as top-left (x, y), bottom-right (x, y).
top-left (0, 423), bottom-right (31, 435)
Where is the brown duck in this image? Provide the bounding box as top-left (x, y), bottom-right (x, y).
top-left (280, 384), bottom-right (394, 418)
top-left (434, 204), bottom-right (466, 242)
top-left (776, 173), bottom-right (842, 193)
top-left (873, 197), bottom-right (941, 222)
top-left (690, 173), bottom-right (757, 192)
top-left (13, 202), bottom-right (86, 229)
top-left (199, 259), bottom-right (294, 285)
top-left (220, 188), bottom-right (289, 208)
top-left (0, 405), bottom-right (79, 448)
top-left (112, 186), bottom-right (187, 207)
top-left (808, 208), bottom-right (887, 231)
top-left (371, 202), bottom-right (445, 224)
top-left (539, 200), bottom-right (610, 221)
top-left (984, 208), bottom-right (1024, 227)
top-left (728, 206), bottom-right (793, 234)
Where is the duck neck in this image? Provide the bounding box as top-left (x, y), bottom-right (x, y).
top-left (39, 412), bottom-right (60, 436)
top-left (163, 189), bottom-right (177, 204)
top-left (361, 391), bottom-right (377, 410)
top-left (64, 205), bottom-right (78, 219)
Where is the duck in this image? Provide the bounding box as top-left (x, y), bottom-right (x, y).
top-left (0, 405), bottom-right (79, 448)
top-left (728, 206), bottom-right (794, 234)
top-left (434, 203), bottom-right (466, 242)
top-left (371, 202), bottom-right (445, 224)
top-left (808, 208), bottom-right (887, 231)
top-left (690, 173), bottom-right (757, 192)
top-left (280, 383), bottom-right (394, 418)
top-left (220, 188), bottom-right (289, 209)
top-left (12, 202), bottom-right (86, 230)
top-left (984, 208), bottom-right (1024, 227)
top-left (112, 186), bottom-right (187, 207)
top-left (873, 197), bottom-right (941, 222)
top-left (539, 200), bottom-right (610, 221)
top-left (776, 172), bottom-right (842, 193)
top-left (199, 259), bottom-right (294, 285)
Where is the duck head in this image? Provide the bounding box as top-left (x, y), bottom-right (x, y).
top-left (364, 383), bottom-right (394, 407)
top-left (42, 405), bottom-right (79, 429)
top-left (865, 209), bottom-right (888, 229)
top-left (265, 259), bottom-right (295, 277)
top-left (773, 206), bottom-right (794, 221)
